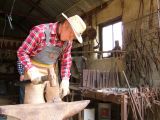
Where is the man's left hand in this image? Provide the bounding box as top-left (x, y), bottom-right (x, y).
top-left (60, 79), bottom-right (70, 98)
top-left (20, 75), bottom-right (24, 81)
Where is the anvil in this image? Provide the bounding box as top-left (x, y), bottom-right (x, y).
top-left (0, 100), bottom-right (90, 120)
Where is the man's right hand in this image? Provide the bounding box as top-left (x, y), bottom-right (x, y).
top-left (27, 67), bottom-right (42, 84)
top-left (20, 75), bottom-right (24, 81)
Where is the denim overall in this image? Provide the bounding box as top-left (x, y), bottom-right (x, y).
top-left (31, 24), bottom-right (67, 65)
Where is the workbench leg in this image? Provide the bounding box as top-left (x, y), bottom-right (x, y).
top-left (121, 95), bottom-right (128, 120)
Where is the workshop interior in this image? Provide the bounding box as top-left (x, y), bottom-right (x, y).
top-left (0, 0), bottom-right (160, 120)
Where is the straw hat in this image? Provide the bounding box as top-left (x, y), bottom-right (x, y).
top-left (62, 13), bottom-right (86, 43)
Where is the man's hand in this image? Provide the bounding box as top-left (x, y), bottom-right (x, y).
top-left (48, 67), bottom-right (57, 87)
top-left (20, 75), bottom-right (24, 81)
top-left (60, 79), bottom-right (70, 98)
top-left (27, 67), bottom-right (42, 84)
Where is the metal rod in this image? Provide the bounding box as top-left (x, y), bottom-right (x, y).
top-left (9, 0), bottom-right (16, 16)
top-left (122, 71), bottom-right (143, 120)
top-left (71, 50), bottom-right (126, 54)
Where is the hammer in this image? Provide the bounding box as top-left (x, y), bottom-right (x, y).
top-left (15, 68), bottom-right (57, 87)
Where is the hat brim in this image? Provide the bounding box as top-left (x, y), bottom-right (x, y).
top-left (62, 13), bottom-right (83, 43)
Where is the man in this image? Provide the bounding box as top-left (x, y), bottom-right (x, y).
top-left (108, 40), bottom-right (122, 58)
top-left (17, 13), bottom-right (86, 104)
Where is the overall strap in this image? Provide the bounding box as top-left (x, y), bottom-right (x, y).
top-left (44, 24), bottom-right (51, 44)
top-left (62, 41), bottom-right (68, 52)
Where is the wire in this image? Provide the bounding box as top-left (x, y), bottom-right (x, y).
top-left (9, 0), bottom-right (16, 16)
top-left (8, 15), bottom-right (14, 29)
top-left (8, 0), bottom-right (16, 30)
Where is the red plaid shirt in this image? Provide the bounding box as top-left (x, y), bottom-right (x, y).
top-left (17, 22), bottom-right (72, 80)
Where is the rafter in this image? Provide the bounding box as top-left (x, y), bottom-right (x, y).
top-left (0, 10), bottom-right (49, 22)
top-left (17, 0), bottom-right (43, 27)
top-left (23, 0), bottom-right (55, 21)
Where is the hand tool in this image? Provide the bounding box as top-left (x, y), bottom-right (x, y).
top-left (15, 68), bottom-right (56, 87)
top-left (14, 75), bottom-right (48, 86)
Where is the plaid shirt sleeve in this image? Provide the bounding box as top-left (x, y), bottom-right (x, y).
top-left (17, 27), bottom-right (41, 71)
top-left (60, 42), bottom-right (72, 80)
top-left (17, 60), bottom-right (24, 75)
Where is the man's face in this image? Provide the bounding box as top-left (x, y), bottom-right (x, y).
top-left (60, 21), bottom-right (76, 42)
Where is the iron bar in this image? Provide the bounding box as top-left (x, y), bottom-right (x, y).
top-left (71, 50), bottom-right (125, 54)
top-left (122, 71), bottom-right (143, 120)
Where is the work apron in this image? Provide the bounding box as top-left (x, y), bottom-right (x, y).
top-left (24, 24), bottom-right (67, 104)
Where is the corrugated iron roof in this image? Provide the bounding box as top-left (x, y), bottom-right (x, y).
top-left (0, 0), bottom-right (111, 38)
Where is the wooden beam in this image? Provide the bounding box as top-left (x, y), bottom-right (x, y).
top-left (121, 95), bottom-right (128, 120)
top-left (82, 2), bottom-right (109, 18)
top-left (28, 0), bottom-right (42, 14)
top-left (0, 36), bottom-right (25, 40)
top-left (81, 1), bottom-right (113, 25)
top-left (16, 0), bottom-right (45, 27)
top-left (0, 10), bottom-right (49, 22)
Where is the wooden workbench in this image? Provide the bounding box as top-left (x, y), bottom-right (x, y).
top-left (82, 90), bottom-right (128, 120)
top-left (70, 85), bottom-right (128, 120)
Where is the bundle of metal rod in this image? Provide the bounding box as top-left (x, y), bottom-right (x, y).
top-left (122, 71), bottom-right (160, 120)
top-left (123, 71), bottom-right (144, 120)
top-left (124, 10), bottom-right (160, 86)
top-left (82, 69), bottom-right (122, 89)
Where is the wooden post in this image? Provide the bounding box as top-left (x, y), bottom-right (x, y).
top-left (121, 95), bottom-right (128, 120)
